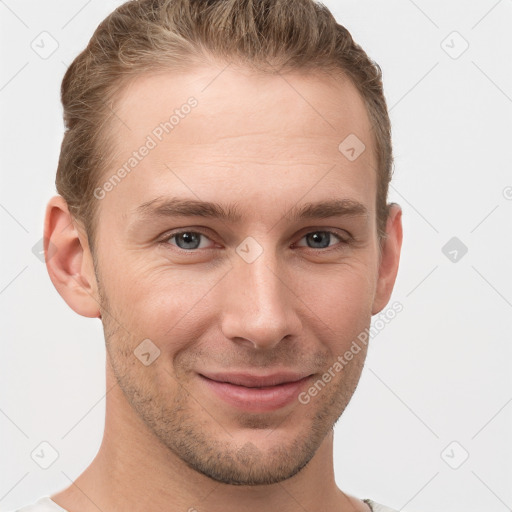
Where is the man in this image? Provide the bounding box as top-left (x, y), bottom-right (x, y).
top-left (13, 0), bottom-right (403, 510)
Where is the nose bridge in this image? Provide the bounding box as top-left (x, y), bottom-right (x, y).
top-left (220, 239), bottom-right (301, 350)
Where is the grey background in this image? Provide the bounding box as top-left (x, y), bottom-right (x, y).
top-left (1, 1), bottom-right (511, 511)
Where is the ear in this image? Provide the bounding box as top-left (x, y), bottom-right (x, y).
top-left (371, 203), bottom-right (403, 315)
top-left (43, 195), bottom-right (101, 318)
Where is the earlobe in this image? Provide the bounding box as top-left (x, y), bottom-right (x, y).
top-left (44, 195), bottom-right (101, 318)
top-left (371, 203), bottom-right (403, 315)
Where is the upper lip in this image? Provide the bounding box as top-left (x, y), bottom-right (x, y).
top-left (199, 371), bottom-right (312, 388)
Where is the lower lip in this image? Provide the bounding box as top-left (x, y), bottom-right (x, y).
top-left (199, 374), bottom-right (312, 412)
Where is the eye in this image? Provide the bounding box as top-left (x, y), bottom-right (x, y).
top-left (162, 231), bottom-right (215, 251)
top-left (295, 230), bottom-right (350, 250)
top-left (159, 229), bottom-right (351, 253)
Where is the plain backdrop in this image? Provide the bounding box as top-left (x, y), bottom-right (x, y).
top-left (1, 1), bottom-right (511, 511)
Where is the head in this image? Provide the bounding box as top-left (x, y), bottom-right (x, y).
top-left (45, 0), bottom-right (402, 486)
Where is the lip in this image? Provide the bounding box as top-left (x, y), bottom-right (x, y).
top-left (198, 372), bottom-right (313, 412)
top-left (200, 371), bottom-right (312, 387)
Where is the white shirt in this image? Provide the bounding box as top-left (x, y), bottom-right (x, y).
top-left (8, 496), bottom-right (401, 512)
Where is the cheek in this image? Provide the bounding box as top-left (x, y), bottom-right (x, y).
top-left (99, 241), bottom-right (378, 349)
top-left (291, 266), bottom-right (376, 365)
top-left (103, 260), bottom-right (221, 345)
top-left (296, 258), bottom-right (376, 318)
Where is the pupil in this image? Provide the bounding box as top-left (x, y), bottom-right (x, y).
top-left (179, 232), bottom-right (199, 249)
top-left (309, 232), bottom-right (329, 248)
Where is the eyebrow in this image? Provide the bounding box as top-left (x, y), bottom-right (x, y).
top-left (131, 196), bottom-right (369, 223)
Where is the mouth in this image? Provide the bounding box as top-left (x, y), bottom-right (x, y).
top-left (198, 372), bottom-right (314, 412)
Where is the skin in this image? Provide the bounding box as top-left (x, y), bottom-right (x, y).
top-left (44, 63), bottom-right (402, 512)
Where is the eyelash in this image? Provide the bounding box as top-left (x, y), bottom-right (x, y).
top-left (158, 229), bottom-right (353, 254)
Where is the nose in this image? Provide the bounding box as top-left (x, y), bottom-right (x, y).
top-left (220, 247), bottom-right (302, 350)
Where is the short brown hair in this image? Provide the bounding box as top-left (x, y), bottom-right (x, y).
top-left (56, 0), bottom-right (393, 254)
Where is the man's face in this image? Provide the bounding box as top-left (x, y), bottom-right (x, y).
top-left (92, 65), bottom-right (383, 485)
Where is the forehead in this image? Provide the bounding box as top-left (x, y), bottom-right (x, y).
top-left (113, 65), bottom-right (373, 147)
top-left (97, 64), bottom-right (377, 224)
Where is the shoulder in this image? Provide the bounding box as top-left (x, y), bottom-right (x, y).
top-left (6, 496), bottom-right (68, 512)
top-left (363, 499), bottom-right (401, 512)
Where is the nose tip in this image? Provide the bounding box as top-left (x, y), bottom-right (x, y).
top-left (224, 299), bottom-right (294, 350)
top-left (232, 333), bottom-right (287, 351)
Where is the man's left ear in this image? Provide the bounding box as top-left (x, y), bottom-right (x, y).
top-left (371, 203), bottom-right (403, 315)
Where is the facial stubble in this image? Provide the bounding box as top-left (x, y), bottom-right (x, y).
top-left (94, 261), bottom-right (367, 486)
